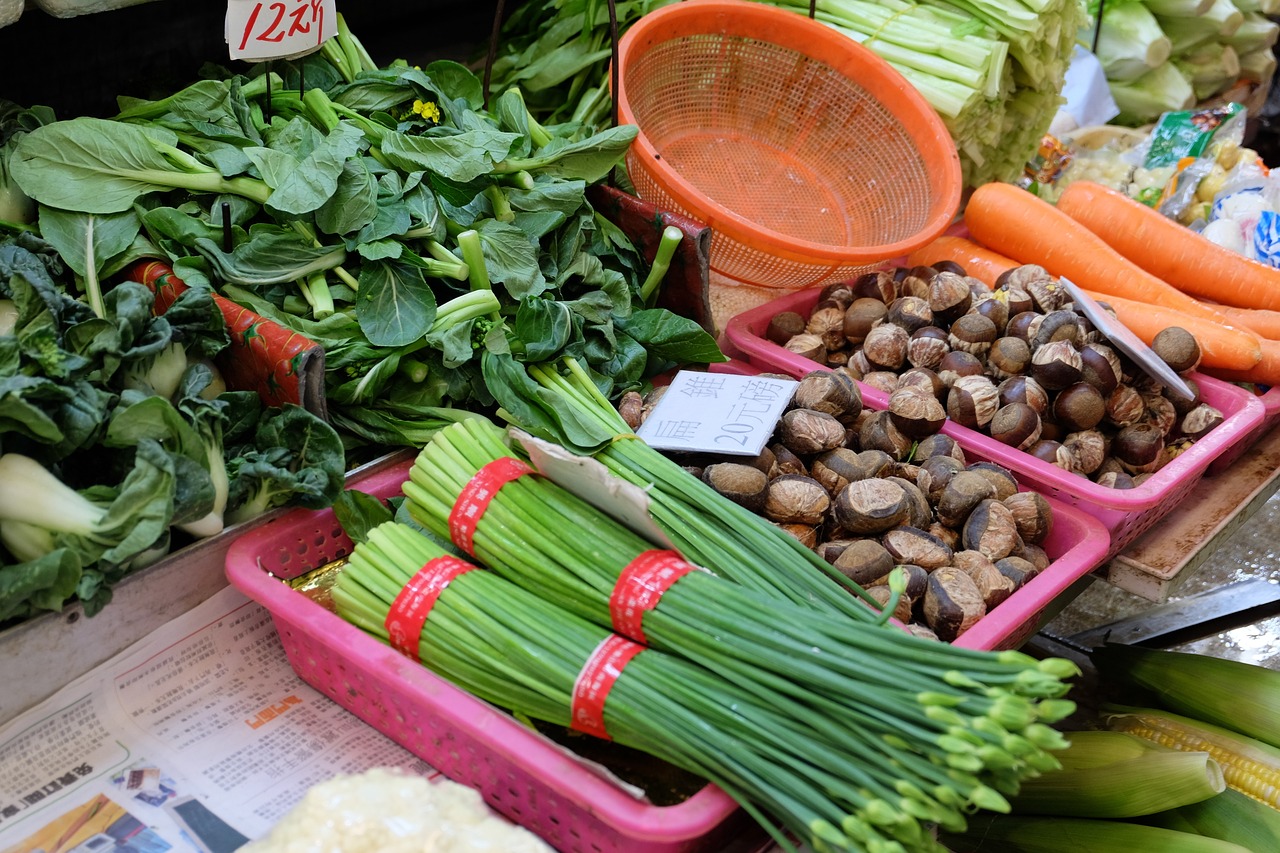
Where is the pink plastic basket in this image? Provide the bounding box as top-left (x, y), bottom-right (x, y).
top-left (1205, 383), bottom-right (1280, 474)
top-left (224, 461), bottom-right (749, 853)
top-left (722, 286), bottom-right (1267, 557)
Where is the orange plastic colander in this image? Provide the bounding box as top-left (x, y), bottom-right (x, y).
top-left (614, 0), bottom-right (962, 290)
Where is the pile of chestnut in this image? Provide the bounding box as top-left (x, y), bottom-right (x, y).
top-left (620, 371), bottom-right (1059, 643)
top-left (768, 263), bottom-right (1225, 488)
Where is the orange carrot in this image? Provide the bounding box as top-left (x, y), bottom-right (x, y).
top-left (1200, 338), bottom-right (1280, 386)
top-left (1197, 300), bottom-right (1280, 341)
top-left (1057, 180), bottom-right (1280, 313)
top-left (904, 235), bottom-right (1017, 287)
top-left (964, 182), bottom-right (1261, 368)
top-left (1082, 288), bottom-right (1266, 374)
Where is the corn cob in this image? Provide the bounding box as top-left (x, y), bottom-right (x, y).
top-left (1092, 643), bottom-right (1280, 750)
top-left (1141, 788), bottom-right (1280, 851)
top-left (1008, 730), bottom-right (1224, 818)
top-left (1105, 707), bottom-right (1280, 808)
top-left (941, 814), bottom-right (1255, 851)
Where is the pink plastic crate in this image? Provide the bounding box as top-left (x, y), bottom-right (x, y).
top-left (225, 461), bottom-right (749, 853)
top-left (722, 287), bottom-right (1267, 557)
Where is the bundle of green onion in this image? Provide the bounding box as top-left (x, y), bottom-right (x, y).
top-left (400, 416), bottom-right (1079, 835)
top-left (337, 521), bottom-right (970, 851)
top-left (484, 353), bottom-right (882, 621)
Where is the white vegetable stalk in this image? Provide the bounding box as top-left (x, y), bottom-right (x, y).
top-left (0, 453), bottom-right (108, 537)
top-left (0, 519), bottom-right (57, 563)
top-left (1223, 12), bottom-right (1280, 54)
top-left (1111, 61), bottom-right (1197, 125)
top-left (176, 439), bottom-right (228, 539)
top-left (1090, 4), bottom-right (1173, 82)
top-left (1231, 0), bottom-right (1280, 16)
top-left (1239, 46), bottom-right (1279, 83)
top-left (1174, 42), bottom-right (1242, 100)
top-left (0, 299), bottom-right (16, 337)
top-left (1143, 0), bottom-right (1213, 16)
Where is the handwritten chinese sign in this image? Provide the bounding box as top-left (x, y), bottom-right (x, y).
top-left (226, 0), bottom-right (337, 62)
top-left (636, 371), bottom-right (798, 457)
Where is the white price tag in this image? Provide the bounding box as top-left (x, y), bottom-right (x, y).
top-left (635, 370), bottom-right (798, 457)
top-left (225, 0), bottom-right (338, 62)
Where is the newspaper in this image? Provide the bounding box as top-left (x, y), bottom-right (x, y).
top-left (0, 586), bottom-right (433, 853)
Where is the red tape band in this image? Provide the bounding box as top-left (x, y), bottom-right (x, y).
top-left (385, 556), bottom-right (477, 658)
top-left (570, 635), bottom-right (644, 740)
top-left (448, 457), bottom-right (534, 557)
top-left (609, 549), bottom-right (696, 643)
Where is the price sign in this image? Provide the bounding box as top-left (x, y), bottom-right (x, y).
top-left (635, 370), bottom-right (798, 457)
top-left (226, 0), bottom-right (338, 62)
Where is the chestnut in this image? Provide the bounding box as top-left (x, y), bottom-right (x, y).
top-left (889, 387), bottom-right (947, 439)
top-left (766, 311), bottom-right (807, 346)
top-left (928, 271), bottom-right (972, 323)
top-left (948, 312), bottom-right (999, 357)
top-left (886, 296), bottom-right (934, 333)
top-left (1152, 326), bottom-right (1202, 373)
top-left (1052, 382), bottom-right (1106, 432)
top-left (1112, 422), bottom-right (1166, 474)
top-left (862, 323), bottom-right (910, 371)
top-left (843, 297), bottom-right (889, 346)
top-left (987, 336), bottom-right (1032, 379)
top-left (990, 402), bottom-right (1042, 450)
top-left (1079, 342), bottom-right (1123, 396)
top-left (908, 326), bottom-right (951, 370)
top-left (998, 374), bottom-right (1050, 415)
top-left (937, 350), bottom-right (985, 387)
top-left (947, 374), bottom-right (1001, 430)
top-left (1030, 339), bottom-right (1083, 391)
top-left (850, 270), bottom-right (896, 304)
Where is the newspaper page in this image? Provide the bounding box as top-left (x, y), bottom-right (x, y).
top-left (0, 585), bottom-right (433, 853)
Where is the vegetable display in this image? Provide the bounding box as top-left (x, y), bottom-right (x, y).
top-left (4, 20), bottom-right (723, 454)
top-left (351, 417), bottom-right (1087, 850)
top-left (0, 233), bottom-right (344, 621)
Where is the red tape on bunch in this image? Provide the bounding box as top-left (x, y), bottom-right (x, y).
top-left (609, 550), bottom-right (696, 643)
top-left (571, 635), bottom-right (645, 740)
top-left (385, 556), bottom-right (477, 658)
top-left (448, 457), bottom-right (535, 556)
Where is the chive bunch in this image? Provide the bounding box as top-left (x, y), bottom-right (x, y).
top-left (399, 416), bottom-right (1081, 849)
top-left (520, 358), bottom-right (883, 618)
top-left (336, 522), bottom-right (958, 852)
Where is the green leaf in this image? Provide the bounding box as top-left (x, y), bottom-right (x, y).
top-left (266, 122), bottom-right (366, 216)
top-left (475, 217), bottom-right (547, 298)
top-left (194, 230), bottom-right (347, 287)
top-left (501, 125), bottom-right (638, 183)
top-left (10, 118), bottom-right (217, 214)
top-left (355, 258), bottom-right (438, 347)
top-left (37, 208), bottom-right (142, 279)
top-left (333, 488), bottom-right (395, 546)
top-left (424, 60), bottom-right (485, 109)
top-left (616, 309), bottom-right (726, 366)
top-left (0, 549), bottom-right (82, 624)
top-left (379, 127), bottom-right (522, 183)
top-left (514, 298), bottom-right (572, 361)
top-left (481, 351), bottom-right (615, 452)
top-left (316, 157), bottom-right (380, 234)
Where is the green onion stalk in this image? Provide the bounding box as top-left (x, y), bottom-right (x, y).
top-left (338, 521), bottom-right (955, 852)
top-left (401, 417), bottom-right (1079, 835)
top-left (487, 354), bottom-right (884, 621)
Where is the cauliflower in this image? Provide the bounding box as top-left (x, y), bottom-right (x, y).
top-left (240, 768), bottom-right (555, 853)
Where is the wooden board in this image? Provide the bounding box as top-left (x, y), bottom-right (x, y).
top-left (1101, 424), bottom-right (1280, 601)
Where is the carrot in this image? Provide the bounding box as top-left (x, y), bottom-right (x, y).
top-left (1199, 338), bottom-right (1280, 386)
top-left (1081, 288), bottom-right (1268, 374)
top-left (1196, 300), bottom-right (1280, 342)
top-left (904, 235), bottom-right (1017, 287)
top-left (964, 182), bottom-right (1261, 368)
top-left (1057, 180), bottom-right (1280, 313)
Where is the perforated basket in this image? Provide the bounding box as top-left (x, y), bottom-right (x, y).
top-left (224, 461), bottom-right (748, 853)
top-left (722, 286), bottom-right (1267, 558)
top-left (614, 0), bottom-right (961, 291)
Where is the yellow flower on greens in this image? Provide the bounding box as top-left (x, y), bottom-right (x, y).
top-left (412, 99), bottom-right (442, 123)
